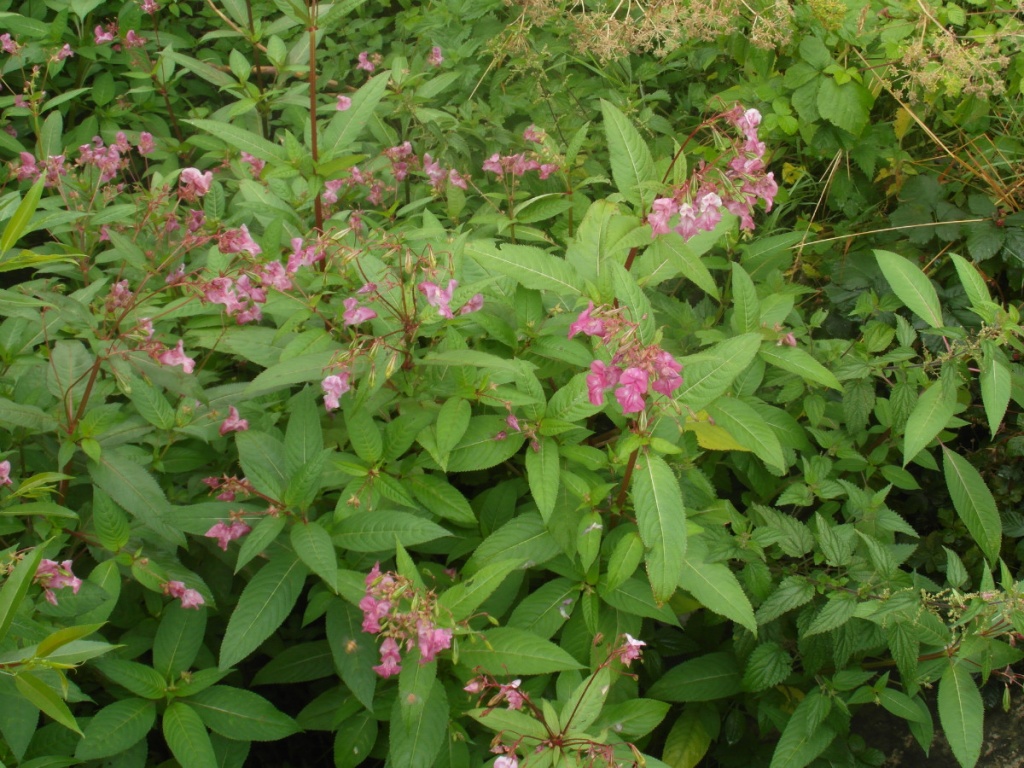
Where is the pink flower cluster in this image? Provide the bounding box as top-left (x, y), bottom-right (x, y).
top-left (569, 302), bottom-right (683, 414)
top-left (482, 152), bottom-right (557, 180)
top-left (649, 106), bottom-right (777, 240)
top-left (34, 559), bottom-right (82, 606)
top-left (164, 580), bottom-right (204, 609)
top-left (201, 259), bottom-right (286, 324)
top-left (286, 237), bottom-right (324, 273)
top-left (1, 33), bottom-right (20, 55)
top-left (418, 279), bottom-right (483, 318)
top-left (356, 51), bottom-right (377, 72)
top-left (321, 371), bottom-right (351, 411)
top-left (201, 475), bottom-right (257, 503)
top-left (205, 519), bottom-right (252, 550)
top-left (179, 167), bottom-right (213, 201)
top-left (13, 132), bottom-right (153, 187)
top-left (360, 563), bottom-right (453, 678)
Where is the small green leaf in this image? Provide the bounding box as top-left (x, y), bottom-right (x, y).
top-left (942, 448), bottom-right (1001, 563)
top-left (647, 653), bottom-right (742, 702)
top-left (332, 510), bottom-right (451, 552)
top-left (662, 705), bottom-right (715, 768)
top-left (321, 72), bottom-right (391, 158)
top-left (439, 559), bottom-right (523, 621)
top-left (15, 672), bottom-right (82, 735)
top-left (730, 263), bottom-right (760, 333)
top-left (742, 642), bottom-right (793, 692)
top-left (937, 661), bottom-right (983, 768)
top-left (0, 177), bottom-right (44, 255)
top-left (186, 119), bottom-right (288, 164)
top-left (769, 690), bottom-right (836, 768)
top-left (706, 398), bottom-right (786, 473)
top-left (979, 342), bottom-right (1010, 438)
top-left (804, 593), bottom-right (857, 637)
top-left (0, 543), bottom-right (46, 643)
top-left (679, 554), bottom-right (756, 635)
top-left (676, 334), bottom-right (761, 412)
top-left (950, 253), bottom-right (991, 311)
top-left (236, 430), bottom-right (288, 499)
top-left (759, 345), bottom-right (843, 391)
top-left (389, 679), bottom-right (448, 768)
top-left (526, 436), bottom-right (560, 520)
top-left (93, 659), bottom-right (167, 699)
top-left (875, 249), bottom-right (944, 328)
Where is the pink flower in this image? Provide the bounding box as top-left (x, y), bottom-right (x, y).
top-left (179, 167), bottom-right (212, 200)
top-left (322, 372), bottom-right (351, 411)
top-left (258, 261), bottom-right (293, 292)
top-left (55, 44), bottom-right (74, 61)
top-left (123, 30), bottom-right (147, 48)
top-left (568, 301), bottom-right (605, 339)
top-left (356, 51), bottom-right (375, 72)
top-left (94, 24), bottom-right (116, 44)
top-left (495, 757), bottom-right (518, 768)
top-left (482, 153), bottom-right (503, 174)
top-left (14, 152), bottom-right (39, 181)
top-left (336, 94), bottom-right (352, 111)
top-left (651, 350), bottom-right (683, 396)
top-left (34, 559), bottom-right (82, 606)
top-left (537, 163), bottom-right (558, 180)
top-left (322, 179), bottom-right (345, 205)
top-left (648, 197), bottom-right (678, 237)
top-left (615, 367), bottom-right (648, 414)
top-left (218, 224), bottom-right (261, 255)
top-left (448, 169), bottom-right (468, 189)
top-left (12, 95), bottom-right (29, 108)
top-left (427, 46), bottom-right (443, 66)
top-left (498, 679), bottom-right (525, 710)
top-left (618, 633), bottom-right (646, 666)
top-left (523, 125), bottom-right (545, 143)
top-left (158, 340), bottom-right (195, 373)
top-left (463, 678), bottom-right (486, 694)
top-left (164, 580), bottom-right (205, 609)
top-left (459, 293), bottom-right (484, 315)
top-left (586, 360), bottom-right (620, 406)
top-left (140, 0), bottom-right (159, 13)
top-left (373, 637), bottom-right (402, 678)
top-left (187, 210), bottom-right (205, 232)
top-left (205, 520), bottom-right (252, 550)
top-left (1, 34), bottom-right (19, 54)
top-left (165, 264), bottom-right (187, 285)
top-left (506, 414), bottom-right (520, 432)
top-left (287, 238), bottom-right (322, 272)
top-left (343, 297), bottom-right (377, 325)
top-left (137, 132), bottom-right (155, 155)
top-left (219, 405), bottom-right (249, 435)
top-left (418, 279), bottom-right (458, 318)
top-left (240, 152), bottom-right (264, 177)
top-left (417, 621), bottom-right (453, 663)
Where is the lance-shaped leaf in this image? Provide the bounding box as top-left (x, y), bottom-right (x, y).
top-left (759, 345), bottom-right (842, 391)
top-left (950, 253), bottom-right (992, 312)
top-left (943, 448), bottom-right (1001, 563)
top-left (457, 627), bottom-right (584, 674)
top-left (389, 678), bottom-right (449, 768)
top-left (291, 521), bottom-right (338, 591)
top-left (439, 558), bottom-right (523, 621)
top-left (875, 249), bottom-right (944, 328)
top-left (188, 686), bottom-right (299, 741)
top-left (526, 435), bottom-right (560, 520)
top-left (75, 698), bottom-right (155, 760)
top-left (903, 382), bottom-right (957, 466)
top-left (647, 653), bottom-right (742, 702)
top-left (88, 450), bottom-right (185, 546)
top-left (333, 510), bottom-right (451, 552)
top-left (979, 341), bottom-right (1010, 438)
top-left (219, 555), bottom-right (309, 669)
top-left (464, 240), bottom-right (583, 296)
top-left (186, 119), bottom-right (289, 164)
top-left (675, 334), bottom-right (760, 412)
top-left (705, 397), bottom-right (785, 473)
top-left (15, 671), bottom-right (82, 735)
top-left (937, 660), bottom-right (983, 768)
top-left (0, 542), bottom-right (46, 643)
top-left (320, 72), bottom-right (390, 159)
top-left (601, 99), bottom-right (656, 206)
top-left (632, 454), bottom-right (687, 604)
top-left (163, 702), bottom-right (218, 768)
top-left (678, 549), bottom-right (756, 634)
top-left (769, 690), bottom-right (836, 768)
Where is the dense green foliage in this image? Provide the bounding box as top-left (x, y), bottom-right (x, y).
top-left (1, 0), bottom-right (1024, 767)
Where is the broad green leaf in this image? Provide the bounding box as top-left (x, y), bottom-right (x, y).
top-left (333, 510), bottom-right (451, 552)
top-left (942, 448), bottom-right (1001, 563)
top-left (816, 78), bottom-right (872, 136)
top-left (164, 50), bottom-right (236, 87)
top-left (126, 374), bottom-right (175, 430)
top-left (730, 263), bottom-right (760, 333)
top-left (465, 240), bottom-right (583, 296)
top-left (662, 705), bottom-right (715, 768)
top-left (902, 382), bottom-right (957, 466)
top-left (591, 699), bottom-right (670, 739)
top-left (611, 260), bottom-right (656, 343)
top-left (875, 249), bottom-right (944, 328)
top-left (284, 387), bottom-right (323, 476)
top-left (632, 454), bottom-right (687, 603)
top-left (605, 531), bottom-right (644, 592)
top-left (457, 627), bottom-right (584, 674)
top-left (601, 99), bottom-right (656, 206)
top-left (93, 659), bottom-right (167, 700)
top-left (245, 350), bottom-right (343, 397)
top-left (467, 707), bottom-right (549, 741)
top-left (445, 416), bottom-right (526, 472)
top-left (186, 119), bottom-right (288, 163)
top-left (937, 661), bottom-right (983, 768)
top-left (251, 640), bottom-right (333, 685)
top-left (188, 686), bottom-right (299, 741)
top-left (758, 345), bottom-right (842, 391)
top-left (465, 513), bottom-right (560, 575)
top-left (507, 578), bottom-right (579, 639)
top-left (15, 672), bottom-right (82, 735)
top-left (162, 702), bottom-right (218, 768)
top-left (333, 712), bottom-right (377, 768)
top-left (389, 679), bottom-right (448, 768)
top-left (641, 233), bottom-right (720, 298)
top-left (979, 342), bottom-right (1010, 437)
top-left (236, 430), bottom-right (288, 499)
top-left (88, 449), bottom-right (184, 546)
top-left (345, 405), bottom-right (383, 464)
top-left (769, 690), bottom-right (836, 768)
top-left (756, 576), bottom-right (815, 625)
top-left (439, 559), bottom-right (523, 621)
top-left (742, 642), bottom-right (793, 692)
top-left (804, 593), bottom-right (857, 637)
top-left (0, 676), bottom-right (36, 762)
top-left (321, 72), bottom-right (391, 158)
top-left (219, 555), bottom-right (309, 669)
top-left (235, 515), bottom-right (287, 573)
top-left (92, 487), bottom-right (129, 552)
top-left (878, 689), bottom-right (930, 724)
top-left (408, 474), bottom-right (476, 526)
top-left (434, 397), bottom-right (471, 460)
top-left (0, 542), bottom-right (45, 643)
top-left (675, 334), bottom-right (761, 412)
top-left (950, 253), bottom-right (991, 311)
top-left (559, 667), bottom-right (611, 732)
top-left (647, 653), bottom-right (742, 702)
top-left (526, 436), bottom-right (560, 520)
top-left (291, 521), bottom-right (338, 591)
top-left (0, 397), bottom-right (58, 433)
top-left (599, 577), bottom-right (681, 625)
top-left (75, 699), bottom-right (155, 760)
top-left (326, 601), bottom-right (377, 711)
top-left (705, 398), bottom-right (785, 473)
top-left (0, 177), bottom-right (44, 255)
top-left (678, 554), bottom-right (756, 635)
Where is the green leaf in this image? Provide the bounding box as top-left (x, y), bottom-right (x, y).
top-left (611, 260), bottom-right (656, 343)
top-left (804, 593), bottom-right (857, 637)
top-left (559, 667), bottom-right (611, 732)
top-left (730, 263), bottom-right (760, 333)
top-left (236, 430), bottom-right (288, 499)
top-left (15, 672), bottom-right (82, 735)
top-left (345, 405), bottom-right (383, 464)
top-left (640, 232), bottom-right (720, 298)
top-left (467, 707), bottom-right (549, 741)
top-left (445, 416), bottom-right (526, 472)
top-left (756, 576), bottom-right (815, 625)
top-left (0, 542), bottom-right (45, 643)
top-left (601, 99), bottom-right (656, 206)
top-left (507, 578), bottom-right (578, 639)
top-left (875, 249), bottom-right (944, 328)
top-left (950, 253), bottom-right (991, 311)
top-left (162, 702), bottom-right (218, 768)
top-left (705, 398), bottom-right (785, 473)
top-left (185, 119), bottom-right (288, 164)
top-left (937, 661), bottom-right (983, 768)
top-left (942, 448), bottom-right (1001, 563)
top-left (816, 78), bottom-right (872, 136)
top-left (332, 510), bottom-right (451, 552)
top-left (75, 699), bottom-right (155, 760)
top-left (647, 653), bottom-right (742, 702)
top-left (91, 487), bottom-right (129, 552)
top-left (93, 659), bottom-right (167, 699)
top-left (605, 531), bottom-right (644, 592)
top-left (742, 642), bottom-right (793, 692)
top-left (251, 640), bottom-right (334, 685)
top-left (87, 449), bottom-right (184, 546)
top-left (126, 374), bottom-right (175, 430)
top-left (633, 454), bottom-right (688, 604)
top-left (662, 705), bottom-right (715, 768)
top-left (591, 699), bottom-right (670, 739)
top-left (678, 554), bottom-right (756, 635)
top-left (465, 240), bottom-right (583, 296)
top-left (235, 515), bottom-right (286, 574)
top-left (219, 555), bottom-right (309, 669)
top-left (526, 436), bottom-right (560, 520)
top-left (0, 178), bottom-right (44, 255)
top-left (245, 350), bottom-right (343, 397)
top-left (188, 686), bottom-right (299, 741)
top-left (457, 627), bottom-right (584, 674)
top-left (333, 712), bottom-right (377, 768)
top-left (675, 334), bottom-right (761, 412)
top-left (434, 397), bottom-right (471, 461)
top-left (321, 72), bottom-right (391, 159)
top-left (879, 689), bottom-right (930, 724)
top-left (408, 474), bottom-right (476, 526)
top-left (769, 690), bottom-right (836, 768)
top-left (439, 559), bottom-right (523, 621)
top-left (164, 50), bottom-right (236, 87)
top-left (903, 381), bottom-right (957, 465)
top-left (979, 342), bottom-right (1010, 437)
top-left (389, 679), bottom-right (448, 768)
top-left (758, 345), bottom-right (843, 391)
top-left (284, 387), bottom-right (323, 477)
top-left (290, 521), bottom-right (338, 591)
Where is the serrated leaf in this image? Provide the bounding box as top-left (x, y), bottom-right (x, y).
top-left (434, 397), bottom-right (471, 460)
top-left (0, 177), bottom-right (44, 255)
top-left (601, 99), bottom-right (656, 206)
top-left (153, 603), bottom-right (207, 677)
top-left (345, 405), bottom-right (383, 464)
top-left (804, 593), bottom-right (857, 636)
top-left (91, 487), bottom-right (129, 552)
top-left (730, 263), bottom-right (760, 333)
top-left (457, 627), bottom-right (584, 674)
top-left (389, 679), bottom-right (448, 768)
top-left (641, 233), bottom-right (720, 298)
top-left (903, 382), bottom-right (957, 465)
top-left (706, 398), bottom-right (785, 473)
top-left (759, 345), bottom-right (842, 390)
top-left (979, 342), bottom-right (1010, 438)
top-left (163, 702), bottom-right (218, 768)
top-left (408, 474), bottom-right (476, 526)
top-left (332, 510), bottom-right (451, 552)
top-left (816, 78), bottom-right (872, 136)
top-left (467, 707), bottom-right (549, 741)
top-left (0, 544), bottom-right (46, 643)
top-left (188, 686), bottom-right (299, 741)
top-left (93, 659), bottom-right (166, 699)
top-left (465, 240), bottom-right (583, 296)
top-left (507, 578), bottom-right (578, 639)
top-left (591, 699), bottom-right (670, 739)
top-left (675, 334), bottom-right (761, 412)
top-left (950, 253), bottom-right (991, 310)
top-left (559, 667), bottom-right (610, 732)
top-left (284, 387), bottom-right (322, 476)
top-left (219, 555), bottom-right (308, 669)
top-left (236, 430), bottom-right (288, 499)
top-left (879, 689), bottom-right (930, 724)
top-left (321, 72), bottom-right (390, 158)
top-left (875, 249), bottom-right (944, 328)
top-left (526, 436), bottom-right (560, 520)
top-left (769, 690), bottom-right (836, 768)
top-left (290, 521), bottom-right (338, 590)
top-left (633, 454), bottom-right (687, 603)
top-left (663, 706), bottom-right (714, 768)
top-left (647, 653), bottom-right (741, 702)
top-left (756, 576), bottom-right (815, 625)
top-left (742, 642), bottom-right (792, 692)
top-left (75, 699), bottom-right (155, 760)
top-left (186, 119), bottom-right (288, 164)
top-left (126, 375), bottom-right (175, 430)
top-left (937, 661), bottom-right (983, 768)
top-left (942, 448), bottom-right (1001, 563)
top-left (15, 672), bottom-right (82, 735)
top-left (611, 260), bottom-right (656, 343)
top-left (439, 559), bottom-right (523, 621)
top-left (679, 556), bottom-right (756, 634)
top-left (88, 449), bottom-right (184, 546)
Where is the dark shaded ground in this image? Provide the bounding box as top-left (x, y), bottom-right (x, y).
top-left (853, 695), bottom-right (1024, 767)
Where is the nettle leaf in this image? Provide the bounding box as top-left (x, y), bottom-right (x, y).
top-left (333, 510), bottom-right (451, 552)
top-left (601, 99), bottom-right (656, 206)
top-left (457, 627), bottom-right (584, 674)
top-left (188, 686), bottom-right (299, 741)
top-left (756, 576), bottom-right (815, 625)
top-left (74, 698), bottom-right (155, 761)
top-left (219, 555), bottom-right (309, 669)
top-left (875, 249), bottom-right (944, 328)
top-left (942, 448), bottom-right (1001, 563)
top-left (676, 334), bottom-right (761, 412)
top-left (816, 78), bottom-right (872, 136)
top-left (439, 558), bottom-right (523, 621)
top-left (938, 661), bottom-right (983, 768)
top-left (903, 382), bottom-right (957, 466)
top-left (162, 702), bottom-right (218, 768)
top-left (742, 642), bottom-right (793, 692)
top-left (648, 653), bottom-right (742, 702)
top-left (632, 454), bottom-right (688, 604)
top-left (804, 593), bottom-right (857, 637)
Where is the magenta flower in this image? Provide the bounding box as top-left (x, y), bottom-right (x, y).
top-left (417, 621), bottom-right (453, 662)
top-left (459, 293), bottom-right (484, 315)
top-left (240, 151), bottom-right (264, 177)
top-left (482, 153), bottom-right (503, 174)
top-left (322, 179), bottom-right (345, 205)
top-left (322, 372), bottom-right (351, 411)
top-left (356, 51), bottom-right (375, 72)
top-left (523, 125), bottom-right (545, 143)
top-left (651, 350), bottom-right (683, 396)
top-left (158, 340), bottom-right (195, 374)
top-left (336, 94), bottom-right (352, 111)
top-left (418, 280), bottom-right (458, 318)
top-left (55, 44), bottom-right (74, 61)
top-left (137, 132), bottom-right (155, 155)
top-left (123, 30), bottom-right (147, 47)
top-left (648, 197), bottom-right (678, 236)
top-left (14, 152), bottom-right (39, 182)
top-left (618, 633), bottom-right (646, 666)
top-left (219, 406), bottom-right (249, 436)
top-left (373, 637), bottom-right (402, 678)
top-left (1, 34), bottom-right (19, 54)
top-left (568, 301), bottom-right (605, 339)
top-left (615, 367), bottom-right (648, 414)
top-left (286, 237), bottom-right (322, 272)
top-left (94, 24), bottom-right (116, 44)
top-left (498, 679), bottom-right (525, 710)
top-left (259, 261), bottom-right (293, 292)
top-left (179, 167), bottom-right (212, 200)
top-left (342, 297), bottom-right (377, 326)
top-left (494, 757), bottom-right (518, 768)
top-left (164, 580), bottom-right (205, 609)
top-left (427, 46), bottom-right (443, 66)
top-left (586, 360), bottom-right (620, 406)
top-left (218, 224), bottom-right (261, 255)
top-left (204, 520), bottom-right (252, 550)
top-left (34, 559), bottom-right (82, 606)
top-left (140, 0), bottom-right (159, 13)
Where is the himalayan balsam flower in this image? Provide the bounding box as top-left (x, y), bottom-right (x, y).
top-left (495, 757), bottom-right (518, 768)
top-left (123, 30), bottom-right (147, 47)
top-left (418, 280), bottom-right (458, 319)
top-left (240, 152), bottom-right (264, 177)
top-left (322, 373), bottom-right (351, 411)
top-left (1, 34), bottom-right (19, 54)
top-left (94, 24), bottom-right (116, 44)
top-left (218, 224), bottom-right (261, 255)
top-left (205, 520), bottom-right (252, 550)
top-left (137, 132), bottom-right (155, 154)
top-left (158, 340), bottom-right (195, 373)
top-left (373, 637), bottom-right (402, 678)
top-left (34, 559), bottom-right (82, 606)
top-left (427, 46), bottom-right (443, 66)
top-left (55, 44), bottom-right (73, 61)
top-left (0, 461), bottom-right (12, 486)
top-left (343, 297), bottom-right (377, 326)
top-left (618, 633), bottom-right (646, 666)
top-left (219, 405), bottom-right (249, 435)
top-left (498, 680), bottom-right (525, 710)
top-left (523, 125), bottom-right (545, 143)
top-left (336, 94), bottom-right (352, 111)
top-left (164, 580), bottom-right (205, 609)
top-left (568, 301), bottom-right (605, 339)
top-left (356, 51), bottom-right (375, 72)
top-left (179, 167), bottom-right (212, 200)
